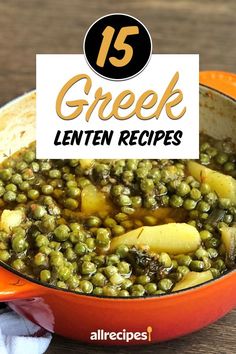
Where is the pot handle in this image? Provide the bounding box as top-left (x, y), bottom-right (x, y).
top-left (0, 265), bottom-right (42, 302)
top-left (200, 71), bottom-right (236, 99)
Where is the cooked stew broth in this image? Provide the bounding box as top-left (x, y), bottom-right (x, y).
top-left (0, 135), bottom-right (235, 297)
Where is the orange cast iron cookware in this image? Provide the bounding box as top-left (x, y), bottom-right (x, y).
top-left (0, 72), bottom-right (235, 345)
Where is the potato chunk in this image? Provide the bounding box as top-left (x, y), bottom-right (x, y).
top-left (110, 223), bottom-right (201, 255)
top-left (172, 271), bottom-right (213, 292)
top-left (81, 185), bottom-right (111, 215)
top-left (0, 209), bottom-right (25, 232)
top-left (187, 161), bottom-right (236, 204)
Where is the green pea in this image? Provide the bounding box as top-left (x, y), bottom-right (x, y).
top-left (122, 170), bottom-right (134, 184)
top-left (223, 162), bottom-right (235, 172)
top-left (11, 259), bottom-right (25, 271)
top-left (86, 216), bottom-right (102, 228)
top-left (31, 162), bottom-right (40, 172)
top-left (85, 238), bottom-right (95, 251)
top-left (197, 201), bottom-right (210, 213)
top-left (117, 261), bottom-right (130, 275)
top-left (143, 196), bottom-right (157, 209)
top-left (121, 278), bottom-right (133, 290)
top-left (144, 283), bottom-right (157, 294)
top-left (200, 153), bottom-right (210, 165)
top-left (11, 174), bottom-right (23, 185)
top-left (170, 195), bottom-right (183, 208)
top-left (210, 267), bottom-right (220, 278)
top-left (159, 252), bottom-right (172, 268)
top-left (39, 246), bottom-right (51, 255)
top-left (64, 198), bottom-right (79, 210)
top-left (207, 248), bottom-right (218, 259)
top-left (158, 278), bottom-right (173, 292)
top-left (0, 250), bottom-right (10, 261)
top-left (195, 247), bottom-right (209, 259)
top-left (102, 285), bottom-right (118, 297)
top-left (50, 252), bottom-right (64, 267)
top-left (110, 273), bottom-right (124, 285)
top-left (56, 281), bottom-right (67, 289)
top-left (154, 290), bottom-right (166, 295)
top-left (176, 182), bottom-right (190, 197)
top-left (183, 198), bottom-right (197, 210)
top-left (140, 179), bottom-right (154, 193)
top-left (27, 189), bottom-right (39, 200)
top-left (112, 225), bottom-right (125, 236)
top-left (136, 275), bottom-right (150, 285)
top-left (58, 266), bottom-right (71, 281)
top-left (190, 188), bottom-right (201, 201)
top-left (81, 261), bottom-right (96, 275)
top-left (190, 260), bottom-right (204, 271)
top-left (92, 287), bottom-right (103, 296)
top-left (31, 205), bottom-right (47, 219)
top-left (213, 259), bottom-right (225, 271)
top-left (16, 193), bottom-right (27, 203)
top-left (176, 255), bottom-right (192, 267)
top-left (106, 254), bottom-right (120, 265)
top-left (103, 217), bottom-right (117, 228)
top-left (200, 230), bottom-right (212, 241)
top-left (5, 183), bottom-right (17, 192)
top-left (34, 253), bottom-right (48, 266)
top-left (104, 265), bottom-right (118, 278)
top-left (131, 284), bottom-right (145, 296)
top-left (35, 234), bottom-right (49, 248)
top-left (54, 224), bottom-right (70, 241)
top-left (41, 185), bottom-right (54, 195)
top-left (74, 242), bottom-right (87, 256)
top-left (96, 228), bottom-right (110, 247)
top-left (67, 187), bottom-right (81, 198)
top-left (118, 290), bottom-right (129, 297)
top-left (67, 275), bottom-right (80, 289)
top-left (3, 191), bottom-right (16, 202)
top-left (131, 196), bottom-right (142, 209)
top-left (200, 183), bottom-right (211, 195)
top-left (0, 169), bottom-right (12, 181)
top-left (23, 151), bottom-right (35, 163)
top-left (115, 244), bottom-right (129, 258)
top-left (91, 273), bottom-right (106, 287)
top-left (177, 265), bottom-right (189, 276)
top-left (12, 236), bottom-right (28, 253)
top-left (143, 216), bottom-right (157, 226)
top-left (49, 169), bottom-right (61, 179)
top-left (39, 270), bottom-right (51, 283)
top-left (215, 152), bottom-right (228, 165)
top-left (205, 237), bottom-right (220, 249)
top-left (117, 194), bottom-right (132, 207)
top-left (79, 280), bottom-right (93, 293)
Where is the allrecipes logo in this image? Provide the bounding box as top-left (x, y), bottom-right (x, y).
top-left (90, 326), bottom-right (153, 343)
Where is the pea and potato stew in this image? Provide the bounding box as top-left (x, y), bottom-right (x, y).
top-left (0, 135), bottom-right (235, 297)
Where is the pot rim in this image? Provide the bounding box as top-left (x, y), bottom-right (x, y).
top-left (0, 84), bottom-right (235, 301)
top-left (0, 259), bottom-right (235, 300)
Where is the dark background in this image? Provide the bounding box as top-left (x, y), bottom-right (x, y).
top-left (0, 1), bottom-right (235, 353)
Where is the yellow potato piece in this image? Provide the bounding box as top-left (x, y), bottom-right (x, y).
top-left (81, 185), bottom-right (111, 215)
top-left (187, 161), bottom-right (236, 204)
top-left (110, 223), bottom-right (201, 255)
top-left (0, 209), bottom-right (25, 233)
top-left (172, 271), bottom-right (213, 292)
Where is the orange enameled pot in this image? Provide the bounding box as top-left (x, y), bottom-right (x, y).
top-left (0, 73), bottom-right (235, 345)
